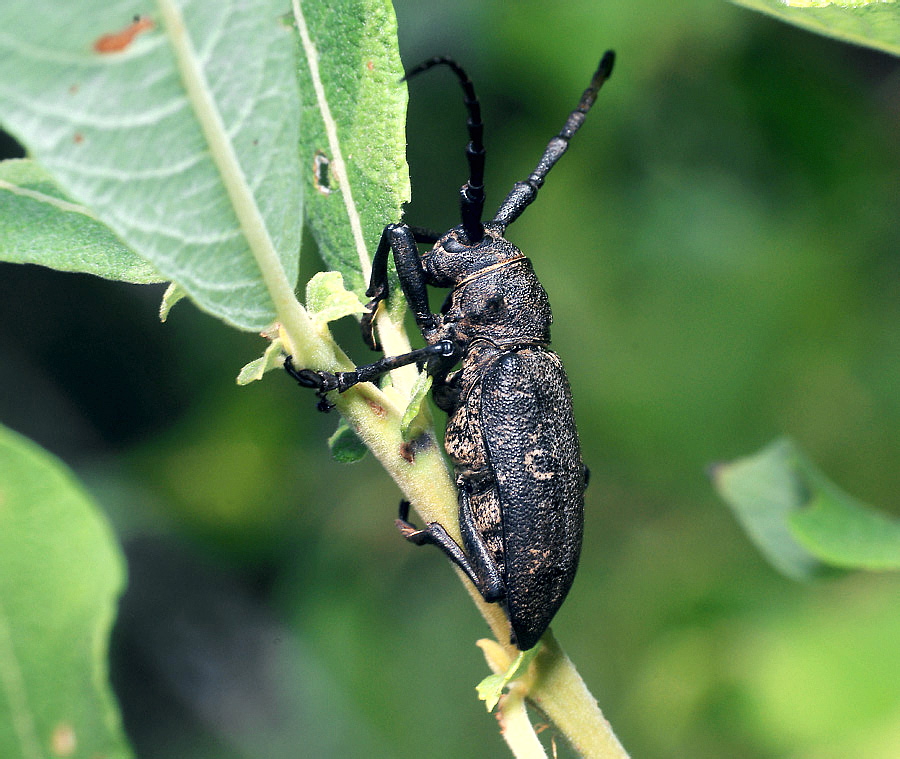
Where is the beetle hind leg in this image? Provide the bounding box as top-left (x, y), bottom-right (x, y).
top-left (396, 499), bottom-right (504, 603)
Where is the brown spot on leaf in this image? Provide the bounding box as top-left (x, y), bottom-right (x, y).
top-left (367, 400), bottom-right (385, 418)
top-left (73, 133), bottom-right (84, 144)
top-left (93, 15), bottom-right (154, 53)
top-left (366, 60), bottom-right (374, 71)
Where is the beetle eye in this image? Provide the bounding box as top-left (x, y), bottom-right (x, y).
top-left (441, 235), bottom-right (466, 253)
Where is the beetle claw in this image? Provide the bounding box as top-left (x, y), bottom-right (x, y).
top-left (284, 356), bottom-right (340, 412)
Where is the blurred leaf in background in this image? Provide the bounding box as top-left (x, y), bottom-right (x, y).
top-left (713, 437), bottom-right (900, 579)
top-left (0, 425), bottom-right (131, 759)
top-left (732, 0), bottom-right (900, 57)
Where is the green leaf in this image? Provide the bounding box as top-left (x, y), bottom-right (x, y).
top-left (0, 0), bottom-right (303, 330)
top-left (305, 271), bottom-right (367, 323)
top-left (0, 159), bottom-right (162, 283)
top-left (731, 0), bottom-right (900, 57)
top-left (400, 372), bottom-right (432, 442)
top-left (476, 644), bottom-right (542, 712)
top-left (0, 425), bottom-right (131, 759)
top-left (328, 419), bottom-right (368, 463)
top-left (711, 437), bottom-right (900, 580)
top-left (789, 478), bottom-right (900, 571)
top-left (236, 336), bottom-right (285, 385)
top-left (293, 0), bottom-right (410, 298)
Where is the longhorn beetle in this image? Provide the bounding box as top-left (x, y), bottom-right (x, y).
top-left (286, 51), bottom-right (615, 650)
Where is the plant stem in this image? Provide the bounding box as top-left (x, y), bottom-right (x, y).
top-left (498, 685), bottom-right (548, 759)
top-left (530, 632), bottom-right (629, 758)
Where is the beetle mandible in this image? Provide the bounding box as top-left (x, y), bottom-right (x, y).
top-left (286, 51), bottom-right (615, 650)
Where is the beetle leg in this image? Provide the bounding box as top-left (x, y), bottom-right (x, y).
top-left (284, 342), bottom-right (454, 409)
top-left (362, 224), bottom-right (440, 351)
top-left (430, 370), bottom-right (461, 413)
top-left (396, 496), bottom-right (505, 604)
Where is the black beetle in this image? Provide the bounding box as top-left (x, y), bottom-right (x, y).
top-left (287, 51), bottom-right (614, 650)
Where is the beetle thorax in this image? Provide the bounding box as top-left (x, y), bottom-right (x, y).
top-left (424, 224), bottom-right (553, 348)
top-left (422, 223), bottom-right (524, 287)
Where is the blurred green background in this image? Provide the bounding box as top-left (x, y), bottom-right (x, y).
top-left (1, 0), bottom-right (899, 757)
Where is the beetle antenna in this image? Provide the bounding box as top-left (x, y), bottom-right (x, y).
top-left (404, 57), bottom-right (486, 244)
top-left (492, 50), bottom-right (615, 231)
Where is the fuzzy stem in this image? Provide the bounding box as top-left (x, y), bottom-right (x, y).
top-left (529, 632), bottom-right (629, 758)
top-left (498, 685), bottom-right (548, 759)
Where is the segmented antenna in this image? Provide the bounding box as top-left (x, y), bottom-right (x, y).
top-left (492, 50), bottom-right (615, 231)
top-left (404, 57), bottom-right (486, 243)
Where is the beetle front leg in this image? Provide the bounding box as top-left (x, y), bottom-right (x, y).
top-left (361, 223), bottom-right (440, 350)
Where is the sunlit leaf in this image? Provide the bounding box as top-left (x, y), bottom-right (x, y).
top-left (0, 158), bottom-right (162, 283)
top-left (292, 0), bottom-right (410, 303)
top-left (731, 0), bottom-right (900, 57)
top-left (0, 0), bottom-right (303, 330)
top-left (0, 424), bottom-right (131, 758)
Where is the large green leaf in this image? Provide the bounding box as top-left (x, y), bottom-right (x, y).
top-left (293, 0), bottom-right (410, 295)
top-left (0, 0), bottom-right (303, 330)
top-left (731, 0), bottom-right (900, 57)
top-left (711, 438), bottom-right (900, 580)
top-left (0, 159), bottom-right (162, 283)
top-left (0, 425), bottom-right (131, 759)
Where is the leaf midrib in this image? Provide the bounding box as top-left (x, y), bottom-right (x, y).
top-left (154, 0), bottom-right (310, 338)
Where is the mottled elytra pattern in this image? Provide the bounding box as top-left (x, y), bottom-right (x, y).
top-left (286, 51), bottom-right (614, 649)
top-left (480, 349), bottom-right (584, 647)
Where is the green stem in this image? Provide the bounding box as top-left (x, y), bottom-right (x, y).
top-left (498, 684), bottom-right (548, 759)
top-left (530, 633), bottom-right (629, 758)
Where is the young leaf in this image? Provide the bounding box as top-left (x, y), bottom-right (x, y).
top-left (711, 437), bottom-right (900, 580)
top-left (0, 0), bottom-right (304, 330)
top-left (305, 271), bottom-right (367, 323)
top-left (328, 419), bottom-right (368, 463)
top-left (0, 159), bottom-right (162, 283)
top-left (237, 336), bottom-right (285, 385)
top-left (788, 468), bottom-right (900, 571)
top-left (292, 0), bottom-right (410, 296)
top-left (400, 372), bottom-right (433, 442)
top-left (0, 424), bottom-right (131, 758)
top-left (731, 0), bottom-right (900, 58)
top-left (476, 643), bottom-right (542, 712)
top-left (158, 282), bottom-right (187, 322)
